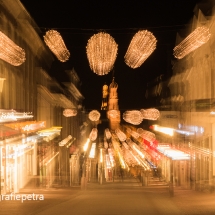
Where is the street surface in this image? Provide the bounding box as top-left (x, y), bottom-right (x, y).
top-left (0, 178), bottom-right (215, 215)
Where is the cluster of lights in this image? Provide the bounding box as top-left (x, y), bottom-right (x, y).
top-left (105, 128), bottom-right (112, 140)
top-left (124, 30), bottom-right (157, 69)
top-left (121, 142), bottom-right (137, 166)
top-left (63, 109), bottom-right (77, 117)
top-left (108, 148), bottom-right (115, 167)
top-left (126, 128), bottom-right (140, 139)
top-left (37, 127), bottom-right (61, 136)
top-left (115, 128), bottom-right (127, 142)
top-left (88, 110), bottom-right (101, 121)
top-left (123, 110), bottom-right (143, 125)
top-left (157, 145), bottom-right (190, 160)
top-left (59, 135), bottom-right (72, 146)
top-left (105, 154), bottom-right (112, 168)
top-left (0, 109), bottom-right (33, 123)
top-left (44, 30), bottom-right (70, 62)
top-left (151, 125), bottom-right (174, 136)
top-left (5, 121), bottom-right (46, 132)
top-left (89, 128), bottom-right (98, 141)
top-left (0, 31), bottom-right (26, 66)
top-left (173, 26), bottom-right (211, 59)
top-left (123, 139), bottom-right (150, 170)
top-left (112, 138), bottom-right (126, 169)
top-left (137, 128), bottom-right (156, 142)
top-left (86, 32), bottom-right (118, 75)
top-left (140, 108), bottom-right (160, 120)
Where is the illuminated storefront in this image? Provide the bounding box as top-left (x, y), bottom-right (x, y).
top-left (0, 120), bottom-right (47, 194)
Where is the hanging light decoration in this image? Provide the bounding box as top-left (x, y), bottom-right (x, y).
top-left (124, 30), bottom-right (157, 69)
top-left (86, 32), bottom-right (118, 75)
top-left (126, 128), bottom-right (140, 139)
top-left (123, 110), bottom-right (143, 125)
top-left (89, 128), bottom-right (98, 141)
top-left (44, 30), bottom-right (70, 62)
top-left (115, 128), bottom-right (127, 142)
top-left (63, 109), bottom-right (77, 117)
top-left (137, 128), bottom-right (156, 142)
top-left (173, 26), bottom-right (211, 59)
top-left (88, 110), bottom-right (101, 121)
top-left (105, 128), bottom-right (112, 140)
top-left (0, 31), bottom-right (26, 66)
top-left (140, 108), bottom-right (160, 120)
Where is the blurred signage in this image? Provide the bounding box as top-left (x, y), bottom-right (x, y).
top-left (0, 109), bottom-right (33, 123)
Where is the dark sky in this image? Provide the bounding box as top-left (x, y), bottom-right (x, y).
top-left (20, 0), bottom-right (201, 111)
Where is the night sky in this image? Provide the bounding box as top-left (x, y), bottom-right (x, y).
top-left (20, 0), bottom-right (201, 111)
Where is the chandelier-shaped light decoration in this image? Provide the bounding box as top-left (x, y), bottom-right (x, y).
top-left (115, 128), bottom-right (127, 142)
top-left (89, 128), bottom-right (98, 141)
top-left (105, 128), bottom-right (112, 140)
top-left (173, 26), bottom-right (211, 59)
top-left (88, 110), bottom-right (101, 121)
top-left (86, 32), bottom-right (118, 75)
top-left (137, 128), bottom-right (156, 142)
top-left (0, 31), bottom-right (26, 66)
top-left (140, 108), bottom-right (160, 120)
top-left (126, 128), bottom-right (140, 139)
top-left (124, 30), bottom-right (157, 69)
top-left (123, 110), bottom-right (143, 125)
top-left (63, 109), bottom-right (77, 117)
top-left (44, 30), bottom-right (70, 62)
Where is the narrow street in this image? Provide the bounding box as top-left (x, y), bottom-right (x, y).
top-left (0, 177), bottom-right (215, 215)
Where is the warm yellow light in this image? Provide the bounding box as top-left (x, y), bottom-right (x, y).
top-left (63, 109), bottom-right (77, 117)
top-left (140, 108), bottom-right (160, 120)
top-left (115, 128), bottom-right (127, 142)
top-left (0, 31), bottom-right (26, 66)
top-left (59, 135), bottom-right (72, 146)
top-left (89, 128), bottom-right (98, 141)
top-left (83, 138), bottom-right (90, 151)
top-left (136, 128), bottom-right (156, 142)
top-left (152, 125), bottom-right (174, 136)
top-left (173, 26), bottom-right (211, 59)
top-left (100, 148), bottom-right (103, 163)
top-left (89, 142), bottom-right (96, 158)
top-left (105, 128), bottom-right (112, 140)
top-left (108, 148), bottom-right (115, 167)
top-left (88, 110), bottom-right (101, 121)
top-left (123, 110), bottom-right (143, 125)
top-left (86, 32), bottom-right (118, 75)
top-left (44, 30), bottom-right (70, 62)
top-left (126, 128), bottom-right (140, 139)
top-left (124, 30), bottom-right (157, 69)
